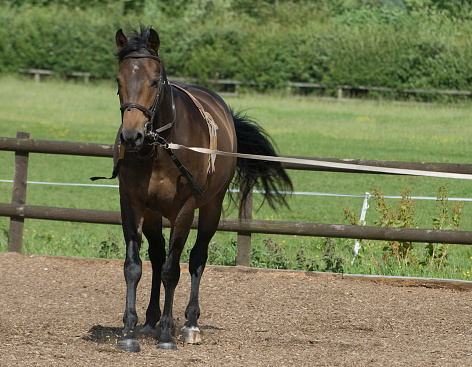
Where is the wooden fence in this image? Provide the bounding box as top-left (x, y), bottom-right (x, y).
top-left (19, 69), bottom-right (472, 99)
top-left (167, 77), bottom-right (472, 99)
top-left (2, 132), bottom-right (472, 266)
top-left (20, 69), bottom-right (92, 83)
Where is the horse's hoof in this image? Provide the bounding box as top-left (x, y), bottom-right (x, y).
top-left (116, 338), bottom-right (141, 353)
top-left (180, 326), bottom-right (202, 344)
top-left (156, 341), bottom-right (178, 350)
top-left (139, 324), bottom-right (157, 335)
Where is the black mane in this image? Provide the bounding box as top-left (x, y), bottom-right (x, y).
top-left (116, 24), bottom-right (156, 62)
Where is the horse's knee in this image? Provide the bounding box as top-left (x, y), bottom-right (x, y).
top-left (124, 259), bottom-right (142, 283)
top-left (161, 262), bottom-right (180, 288)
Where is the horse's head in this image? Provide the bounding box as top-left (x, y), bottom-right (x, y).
top-left (115, 27), bottom-right (163, 152)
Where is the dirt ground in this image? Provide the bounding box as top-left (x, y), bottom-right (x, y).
top-left (1, 252), bottom-right (472, 366)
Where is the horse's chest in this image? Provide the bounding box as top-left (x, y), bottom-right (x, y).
top-left (145, 169), bottom-right (192, 215)
top-left (147, 171), bottom-right (174, 197)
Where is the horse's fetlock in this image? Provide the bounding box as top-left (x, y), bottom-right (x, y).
top-left (123, 310), bottom-right (139, 332)
top-left (185, 306), bottom-right (200, 324)
top-left (158, 315), bottom-right (175, 336)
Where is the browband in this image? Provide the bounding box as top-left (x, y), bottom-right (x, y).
top-left (122, 54), bottom-right (162, 62)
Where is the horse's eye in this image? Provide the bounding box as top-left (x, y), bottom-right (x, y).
top-left (150, 78), bottom-right (160, 88)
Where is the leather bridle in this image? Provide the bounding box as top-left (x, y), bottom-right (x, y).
top-left (92, 52), bottom-right (206, 195)
top-left (119, 53), bottom-right (176, 137)
top-left (110, 52), bottom-right (204, 195)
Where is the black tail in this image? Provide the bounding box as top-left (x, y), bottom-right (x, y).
top-left (231, 108), bottom-right (293, 215)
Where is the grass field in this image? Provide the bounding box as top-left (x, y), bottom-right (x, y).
top-left (1, 75), bottom-right (472, 279)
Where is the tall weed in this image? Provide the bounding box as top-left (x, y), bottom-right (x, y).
top-left (344, 185), bottom-right (465, 277)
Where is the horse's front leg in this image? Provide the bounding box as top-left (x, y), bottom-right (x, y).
top-left (140, 210), bottom-right (166, 334)
top-left (116, 196), bottom-right (145, 353)
top-left (157, 201), bottom-right (195, 350)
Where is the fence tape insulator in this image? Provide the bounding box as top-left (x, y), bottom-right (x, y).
top-left (352, 193), bottom-right (372, 264)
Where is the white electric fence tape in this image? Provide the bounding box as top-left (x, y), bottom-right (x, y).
top-left (2, 179), bottom-right (472, 202)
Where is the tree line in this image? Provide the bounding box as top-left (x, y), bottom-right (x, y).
top-left (2, 0), bottom-right (472, 99)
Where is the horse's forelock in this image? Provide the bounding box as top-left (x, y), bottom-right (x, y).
top-left (116, 24), bottom-right (154, 62)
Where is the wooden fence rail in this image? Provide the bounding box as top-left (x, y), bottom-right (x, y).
top-left (3, 136), bottom-right (472, 174)
top-left (2, 133), bottom-right (472, 266)
top-left (141, 77), bottom-right (472, 99)
top-left (18, 69), bottom-right (472, 98)
top-left (20, 69), bottom-right (92, 83)
top-left (2, 202), bottom-right (472, 245)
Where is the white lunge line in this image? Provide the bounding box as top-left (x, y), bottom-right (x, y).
top-left (166, 143), bottom-right (472, 180)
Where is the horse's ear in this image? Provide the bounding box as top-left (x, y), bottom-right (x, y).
top-left (148, 28), bottom-right (160, 54)
top-left (115, 29), bottom-right (128, 51)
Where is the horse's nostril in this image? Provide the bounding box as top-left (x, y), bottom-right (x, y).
top-left (120, 130), bottom-right (143, 147)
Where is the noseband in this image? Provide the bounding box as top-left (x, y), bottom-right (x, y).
top-left (119, 53), bottom-right (175, 136)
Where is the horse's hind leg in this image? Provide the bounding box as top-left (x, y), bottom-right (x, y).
top-left (156, 200), bottom-right (196, 350)
top-left (140, 210), bottom-right (165, 334)
top-left (181, 192), bottom-right (226, 344)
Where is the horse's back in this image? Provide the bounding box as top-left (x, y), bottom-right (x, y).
top-left (171, 82), bottom-right (237, 153)
top-left (169, 82), bottom-right (238, 205)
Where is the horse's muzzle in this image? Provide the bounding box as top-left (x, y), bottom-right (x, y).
top-left (120, 129), bottom-right (144, 151)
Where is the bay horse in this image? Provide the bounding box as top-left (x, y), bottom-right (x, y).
top-left (112, 25), bottom-right (292, 352)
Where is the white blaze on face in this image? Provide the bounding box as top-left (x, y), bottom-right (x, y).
top-left (133, 65), bottom-right (139, 73)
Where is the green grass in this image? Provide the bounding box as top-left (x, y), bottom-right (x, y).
top-left (1, 75), bottom-right (472, 280)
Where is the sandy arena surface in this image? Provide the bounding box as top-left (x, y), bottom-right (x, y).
top-left (1, 252), bottom-right (472, 366)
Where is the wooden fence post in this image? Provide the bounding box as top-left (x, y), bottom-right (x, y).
top-left (236, 181), bottom-right (253, 266)
top-left (8, 132), bottom-right (30, 252)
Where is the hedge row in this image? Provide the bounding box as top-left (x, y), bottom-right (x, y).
top-left (2, 2), bottom-right (472, 94)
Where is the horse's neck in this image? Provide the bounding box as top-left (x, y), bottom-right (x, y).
top-left (156, 84), bottom-right (175, 128)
